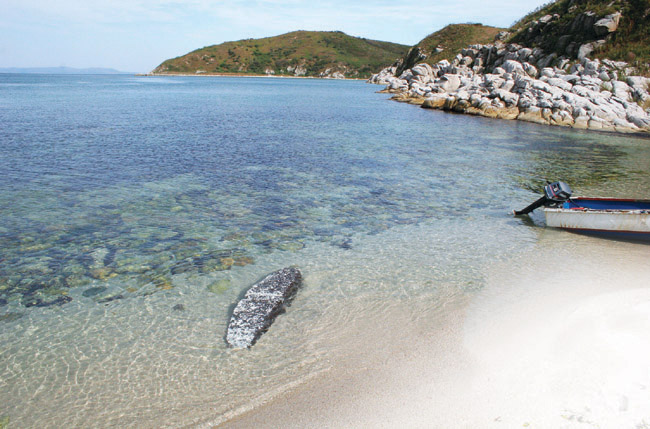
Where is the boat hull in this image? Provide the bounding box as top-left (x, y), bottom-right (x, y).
top-left (544, 197), bottom-right (650, 241)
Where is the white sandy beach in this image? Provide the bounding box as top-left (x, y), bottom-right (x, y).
top-left (222, 233), bottom-right (650, 428)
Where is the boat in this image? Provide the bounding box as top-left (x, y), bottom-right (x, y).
top-left (514, 181), bottom-right (650, 241)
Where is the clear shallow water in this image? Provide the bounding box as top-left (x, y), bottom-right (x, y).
top-left (0, 74), bottom-right (649, 427)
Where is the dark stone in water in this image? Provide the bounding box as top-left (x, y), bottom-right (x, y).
top-left (226, 267), bottom-right (302, 348)
top-left (172, 303), bottom-right (185, 311)
top-left (23, 295), bottom-right (72, 308)
top-left (25, 283), bottom-right (46, 295)
top-left (336, 239), bottom-right (352, 250)
top-left (0, 298), bottom-right (7, 307)
top-left (97, 294), bottom-right (123, 304)
top-left (170, 262), bottom-right (195, 275)
top-left (103, 247), bottom-right (117, 266)
top-left (82, 286), bottom-right (108, 297)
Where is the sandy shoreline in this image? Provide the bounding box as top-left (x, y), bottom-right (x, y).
top-left (220, 234), bottom-right (650, 428)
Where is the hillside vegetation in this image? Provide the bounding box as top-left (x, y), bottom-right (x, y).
top-left (152, 31), bottom-right (409, 78)
top-left (509, 0), bottom-right (650, 73)
top-left (395, 24), bottom-right (506, 74)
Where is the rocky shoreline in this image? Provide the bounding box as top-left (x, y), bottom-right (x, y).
top-left (370, 43), bottom-right (650, 134)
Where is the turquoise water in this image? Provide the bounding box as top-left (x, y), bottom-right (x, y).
top-left (0, 74), bottom-right (649, 427)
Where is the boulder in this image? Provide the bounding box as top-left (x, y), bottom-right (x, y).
top-left (422, 94), bottom-right (448, 109)
top-left (379, 39), bottom-right (650, 135)
top-left (412, 63), bottom-right (434, 78)
top-left (517, 107), bottom-right (548, 125)
top-left (612, 80), bottom-right (632, 101)
top-left (523, 63), bottom-right (538, 78)
top-left (577, 43), bottom-right (595, 60)
top-left (547, 77), bottom-right (573, 91)
top-left (503, 60), bottom-right (525, 75)
top-left (537, 53), bottom-right (557, 69)
top-left (627, 114), bottom-right (650, 130)
top-left (594, 12), bottom-right (621, 36)
top-left (225, 267), bottom-right (303, 348)
top-left (627, 76), bottom-right (650, 90)
top-left (439, 74), bottom-right (461, 92)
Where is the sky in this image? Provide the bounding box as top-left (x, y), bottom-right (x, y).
top-left (0, 0), bottom-right (551, 73)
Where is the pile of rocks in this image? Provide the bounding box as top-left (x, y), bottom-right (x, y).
top-left (369, 41), bottom-right (650, 133)
top-left (370, 5), bottom-right (650, 134)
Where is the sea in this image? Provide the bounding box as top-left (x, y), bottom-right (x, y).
top-left (0, 74), bottom-right (649, 427)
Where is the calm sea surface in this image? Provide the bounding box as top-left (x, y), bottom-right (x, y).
top-left (0, 74), bottom-right (649, 427)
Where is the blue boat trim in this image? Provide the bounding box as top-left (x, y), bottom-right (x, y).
top-left (564, 197), bottom-right (650, 211)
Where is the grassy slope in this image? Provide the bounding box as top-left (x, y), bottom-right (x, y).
top-left (394, 24), bottom-right (505, 74)
top-left (153, 31), bottom-right (409, 78)
top-left (510, 0), bottom-right (650, 72)
top-left (415, 24), bottom-right (506, 64)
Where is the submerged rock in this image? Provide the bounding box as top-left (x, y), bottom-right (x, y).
top-left (23, 295), bottom-right (72, 308)
top-left (82, 286), bottom-right (108, 297)
top-left (207, 278), bottom-right (231, 294)
top-left (226, 267), bottom-right (302, 348)
top-left (97, 294), bottom-right (123, 304)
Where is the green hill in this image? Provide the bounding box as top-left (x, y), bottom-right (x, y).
top-left (152, 31), bottom-right (409, 78)
top-left (509, 0), bottom-right (650, 73)
top-left (395, 24), bottom-right (506, 74)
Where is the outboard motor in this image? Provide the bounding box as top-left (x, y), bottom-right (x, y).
top-left (513, 181), bottom-right (572, 215)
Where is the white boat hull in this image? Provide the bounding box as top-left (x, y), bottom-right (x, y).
top-left (544, 208), bottom-right (650, 234)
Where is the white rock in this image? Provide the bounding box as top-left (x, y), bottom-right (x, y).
top-left (613, 118), bottom-right (638, 130)
top-left (399, 70), bottom-right (414, 81)
top-left (517, 96), bottom-right (536, 109)
top-left (460, 56), bottom-right (473, 66)
top-left (503, 60), bottom-right (525, 75)
top-left (492, 88), bottom-right (519, 106)
top-left (500, 79), bottom-right (516, 92)
top-left (552, 99), bottom-right (572, 111)
top-left (412, 63), bottom-right (434, 77)
top-left (557, 58), bottom-right (571, 70)
top-left (594, 12), bottom-right (621, 36)
top-left (541, 67), bottom-right (555, 78)
top-left (559, 74), bottom-right (581, 84)
top-left (532, 80), bottom-right (552, 93)
top-left (612, 81), bottom-right (632, 101)
top-left (627, 76), bottom-right (650, 90)
top-left (438, 74), bottom-right (461, 92)
top-left (627, 114), bottom-right (650, 130)
top-left (523, 63), bottom-right (538, 78)
top-left (547, 77), bottom-right (573, 91)
top-left (470, 93), bottom-right (482, 107)
top-left (570, 64), bottom-right (584, 74)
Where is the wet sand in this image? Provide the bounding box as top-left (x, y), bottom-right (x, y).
top-left (221, 234), bottom-right (650, 428)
